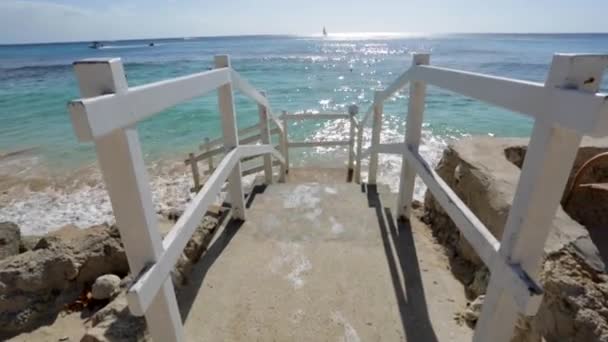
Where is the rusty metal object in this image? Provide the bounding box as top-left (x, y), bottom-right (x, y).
top-left (564, 151), bottom-right (608, 206)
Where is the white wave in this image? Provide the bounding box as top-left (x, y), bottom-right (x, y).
top-left (307, 116), bottom-right (448, 199)
top-left (0, 160), bottom-right (195, 235)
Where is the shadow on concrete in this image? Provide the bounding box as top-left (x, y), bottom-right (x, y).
top-left (178, 183), bottom-right (267, 319)
top-left (365, 184), bottom-right (439, 342)
top-left (177, 216), bottom-right (244, 321)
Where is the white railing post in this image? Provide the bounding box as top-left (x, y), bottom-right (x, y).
top-left (347, 105), bottom-right (358, 181)
top-left (368, 91), bottom-right (383, 185)
top-left (188, 152), bottom-right (201, 192)
top-left (258, 91), bottom-right (273, 184)
top-left (204, 137), bottom-right (215, 173)
top-left (215, 55), bottom-right (246, 220)
top-left (72, 59), bottom-right (184, 342)
top-left (281, 110), bottom-right (290, 176)
top-left (473, 54), bottom-right (606, 342)
top-left (355, 117), bottom-right (364, 184)
top-left (397, 53), bottom-right (430, 219)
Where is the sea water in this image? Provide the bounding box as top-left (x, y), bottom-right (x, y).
top-left (1, 33), bottom-right (608, 234)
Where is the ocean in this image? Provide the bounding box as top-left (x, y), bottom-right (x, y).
top-left (1, 33), bottom-right (608, 234)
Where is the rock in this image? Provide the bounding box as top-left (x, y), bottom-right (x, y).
top-left (0, 222), bottom-right (21, 259)
top-left (467, 267), bottom-right (489, 299)
top-left (0, 214), bottom-right (219, 336)
top-left (0, 224), bottom-right (128, 334)
top-left (173, 216), bottom-right (219, 287)
top-left (463, 295), bottom-right (484, 327)
top-left (166, 209), bottom-right (183, 222)
top-left (424, 136), bottom-right (608, 341)
top-left (183, 216), bottom-right (218, 263)
top-left (91, 274), bottom-right (121, 300)
top-left (19, 235), bottom-right (40, 253)
top-left (84, 292), bottom-right (147, 342)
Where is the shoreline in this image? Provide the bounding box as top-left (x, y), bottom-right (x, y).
top-left (0, 126), bottom-right (447, 235)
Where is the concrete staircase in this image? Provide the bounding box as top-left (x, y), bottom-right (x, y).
top-left (179, 168), bottom-right (472, 341)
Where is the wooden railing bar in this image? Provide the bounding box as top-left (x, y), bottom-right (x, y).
top-left (411, 64), bottom-right (608, 136)
top-left (402, 147), bottom-right (543, 314)
top-left (288, 140), bottom-right (351, 148)
top-left (230, 69), bottom-right (284, 133)
top-left (281, 113), bottom-right (350, 121)
top-left (188, 127), bottom-right (281, 165)
top-left (127, 144), bottom-right (281, 314)
top-left (69, 67), bottom-right (231, 141)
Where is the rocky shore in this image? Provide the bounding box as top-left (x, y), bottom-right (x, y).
top-left (0, 211), bottom-right (220, 341)
top-left (423, 136), bottom-right (608, 341)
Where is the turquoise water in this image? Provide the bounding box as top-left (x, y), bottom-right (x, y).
top-left (2, 33), bottom-right (608, 234)
top-left (1, 33), bottom-right (608, 169)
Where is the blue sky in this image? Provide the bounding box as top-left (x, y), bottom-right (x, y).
top-left (1, 0), bottom-right (607, 43)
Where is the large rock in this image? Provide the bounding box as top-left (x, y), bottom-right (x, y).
top-left (423, 136), bottom-right (608, 342)
top-left (91, 274), bottom-right (121, 300)
top-left (82, 292), bottom-right (147, 342)
top-left (0, 222), bottom-right (20, 259)
top-left (0, 224), bottom-right (128, 335)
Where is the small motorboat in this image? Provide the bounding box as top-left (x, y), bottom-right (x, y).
top-left (89, 41), bottom-right (104, 49)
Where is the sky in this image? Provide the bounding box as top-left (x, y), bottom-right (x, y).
top-left (1, 0), bottom-right (607, 44)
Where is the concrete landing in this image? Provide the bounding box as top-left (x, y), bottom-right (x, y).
top-left (178, 181), bottom-right (472, 341)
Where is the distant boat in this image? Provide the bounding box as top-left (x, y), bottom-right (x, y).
top-left (88, 41), bottom-right (104, 49)
top-left (323, 27), bottom-right (328, 37)
top-left (148, 42), bottom-right (155, 47)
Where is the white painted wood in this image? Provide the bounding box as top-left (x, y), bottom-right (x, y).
top-left (258, 91), bottom-right (273, 184)
top-left (376, 68), bottom-right (412, 104)
top-left (282, 110), bottom-right (290, 175)
top-left (188, 152), bottom-right (201, 192)
top-left (410, 64), bottom-right (608, 137)
top-left (230, 69), bottom-right (271, 108)
top-left (473, 54), bottom-right (605, 342)
top-left (367, 91), bottom-right (383, 185)
top-left (127, 144), bottom-right (282, 312)
top-left (347, 105), bottom-right (358, 174)
top-left (129, 148), bottom-right (241, 313)
top-left (397, 53), bottom-right (429, 219)
top-left (354, 118), bottom-right (364, 183)
top-left (282, 113), bottom-right (350, 120)
top-left (191, 129), bottom-right (282, 164)
top-left (197, 123), bottom-right (273, 150)
top-left (230, 69), bottom-right (285, 132)
top-left (72, 59), bottom-right (184, 342)
top-left (242, 160), bottom-right (282, 177)
top-left (403, 147), bottom-right (543, 314)
top-left (288, 140), bottom-right (351, 148)
top-left (215, 55), bottom-right (246, 221)
top-left (205, 137), bottom-right (214, 172)
top-left (69, 66), bottom-right (231, 141)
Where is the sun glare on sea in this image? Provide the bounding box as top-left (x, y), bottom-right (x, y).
top-left (305, 32), bottom-right (430, 40)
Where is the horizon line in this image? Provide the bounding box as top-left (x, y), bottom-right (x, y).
top-left (2, 31), bottom-right (608, 46)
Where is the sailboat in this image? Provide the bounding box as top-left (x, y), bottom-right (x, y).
top-left (322, 26), bottom-right (328, 37)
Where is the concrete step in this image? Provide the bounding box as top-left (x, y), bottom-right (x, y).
top-left (179, 178), bottom-right (472, 341)
top-left (244, 182), bottom-right (381, 244)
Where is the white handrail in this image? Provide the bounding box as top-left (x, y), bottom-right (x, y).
top-left (230, 69), bottom-right (284, 132)
top-left (354, 53), bottom-right (608, 342)
top-left (281, 113), bottom-right (350, 120)
top-left (69, 55), bottom-right (289, 341)
top-left (127, 144), bottom-right (284, 315)
top-left (410, 65), bottom-right (608, 136)
top-left (69, 67), bottom-right (231, 141)
top-left (355, 55), bottom-right (608, 183)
